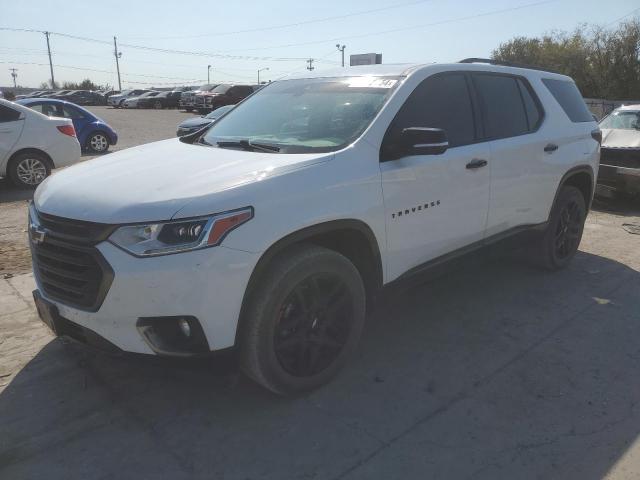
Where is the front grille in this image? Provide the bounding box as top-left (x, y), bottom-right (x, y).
top-left (601, 147), bottom-right (640, 169)
top-left (30, 209), bottom-right (114, 311)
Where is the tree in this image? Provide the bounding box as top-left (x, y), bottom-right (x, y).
top-left (60, 78), bottom-right (112, 91)
top-left (492, 19), bottom-right (640, 100)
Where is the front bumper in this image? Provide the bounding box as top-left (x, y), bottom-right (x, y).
top-left (34, 240), bottom-right (260, 355)
top-left (597, 164), bottom-right (640, 195)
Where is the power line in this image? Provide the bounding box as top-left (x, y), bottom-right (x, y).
top-left (605, 7), bottom-right (640, 27)
top-left (122, 0), bottom-right (434, 40)
top-left (222, 0), bottom-right (559, 52)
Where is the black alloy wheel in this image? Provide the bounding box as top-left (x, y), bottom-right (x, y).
top-left (274, 273), bottom-right (352, 377)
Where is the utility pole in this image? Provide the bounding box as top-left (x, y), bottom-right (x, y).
top-left (44, 31), bottom-right (55, 88)
top-left (207, 65), bottom-right (211, 83)
top-left (9, 68), bottom-right (18, 88)
top-left (257, 67), bottom-right (269, 84)
top-left (113, 36), bottom-right (122, 91)
top-left (336, 44), bottom-right (346, 67)
top-left (306, 59), bottom-right (315, 71)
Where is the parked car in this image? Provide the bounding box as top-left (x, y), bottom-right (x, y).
top-left (100, 90), bottom-right (121, 100)
top-left (108, 89), bottom-right (151, 108)
top-left (195, 84), bottom-right (254, 114)
top-left (17, 98), bottom-right (118, 153)
top-left (0, 98), bottom-right (80, 188)
top-left (137, 90), bottom-right (182, 109)
top-left (46, 90), bottom-right (74, 99)
top-left (123, 91), bottom-right (160, 109)
top-left (596, 105), bottom-right (640, 197)
top-left (57, 90), bottom-right (106, 106)
top-left (28, 60), bottom-right (599, 394)
top-left (176, 104), bottom-right (234, 136)
top-left (180, 84), bottom-right (217, 112)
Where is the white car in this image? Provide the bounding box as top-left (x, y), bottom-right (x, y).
top-left (0, 99), bottom-right (80, 188)
top-left (107, 89), bottom-right (150, 108)
top-left (597, 105), bottom-right (640, 196)
top-left (30, 60), bottom-right (600, 394)
top-left (123, 91), bottom-right (160, 109)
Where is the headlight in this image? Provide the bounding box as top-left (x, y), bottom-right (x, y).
top-left (108, 207), bottom-right (253, 257)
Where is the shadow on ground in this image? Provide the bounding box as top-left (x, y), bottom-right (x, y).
top-left (1, 250), bottom-right (639, 479)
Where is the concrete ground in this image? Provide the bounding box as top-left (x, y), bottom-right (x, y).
top-left (2, 107), bottom-right (640, 479)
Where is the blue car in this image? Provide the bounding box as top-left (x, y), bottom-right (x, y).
top-left (16, 98), bottom-right (118, 153)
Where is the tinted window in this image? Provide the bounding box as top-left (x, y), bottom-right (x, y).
top-left (0, 104), bottom-right (21, 122)
top-left (542, 78), bottom-right (593, 122)
top-left (383, 73), bottom-right (476, 153)
top-left (474, 74), bottom-right (528, 139)
top-left (62, 106), bottom-right (84, 119)
top-left (517, 78), bottom-right (542, 130)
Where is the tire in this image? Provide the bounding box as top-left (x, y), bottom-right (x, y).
top-left (240, 244), bottom-right (366, 395)
top-left (535, 185), bottom-right (586, 270)
top-left (8, 152), bottom-right (51, 188)
top-left (153, 100), bottom-right (163, 110)
top-left (86, 132), bottom-right (110, 153)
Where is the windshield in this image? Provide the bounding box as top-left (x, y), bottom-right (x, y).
top-left (201, 76), bottom-right (400, 153)
top-left (211, 84), bottom-right (232, 94)
top-left (600, 110), bottom-right (640, 130)
top-left (205, 105), bottom-right (233, 119)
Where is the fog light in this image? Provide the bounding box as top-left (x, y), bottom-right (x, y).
top-left (178, 318), bottom-right (191, 337)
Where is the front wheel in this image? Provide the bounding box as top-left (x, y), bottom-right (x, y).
top-left (240, 245), bottom-right (366, 395)
top-left (8, 152), bottom-right (51, 188)
top-left (535, 185), bottom-right (586, 270)
top-left (87, 132), bottom-right (110, 153)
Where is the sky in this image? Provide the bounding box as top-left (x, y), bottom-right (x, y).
top-left (0, 0), bottom-right (639, 89)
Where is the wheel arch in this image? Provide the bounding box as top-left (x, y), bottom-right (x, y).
top-left (236, 219), bottom-right (384, 344)
top-left (8, 147), bottom-right (54, 169)
top-left (551, 165), bottom-right (595, 217)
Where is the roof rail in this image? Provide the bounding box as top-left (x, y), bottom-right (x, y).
top-left (459, 58), bottom-right (561, 75)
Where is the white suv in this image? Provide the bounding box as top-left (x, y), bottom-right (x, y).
top-left (29, 60), bottom-right (600, 394)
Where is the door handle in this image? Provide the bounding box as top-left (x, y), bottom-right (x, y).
top-left (466, 158), bottom-right (488, 169)
top-left (544, 143), bottom-right (558, 153)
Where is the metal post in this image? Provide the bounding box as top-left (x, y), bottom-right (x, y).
top-left (113, 36), bottom-right (122, 91)
top-left (336, 44), bottom-right (346, 67)
top-left (208, 65), bottom-right (211, 83)
top-left (9, 68), bottom-right (18, 88)
top-left (257, 67), bottom-right (269, 84)
top-left (44, 32), bottom-right (55, 88)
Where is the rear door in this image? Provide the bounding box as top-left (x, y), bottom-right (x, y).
top-left (380, 72), bottom-right (491, 279)
top-left (0, 104), bottom-right (25, 166)
top-left (471, 73), bottom-right (547, 235)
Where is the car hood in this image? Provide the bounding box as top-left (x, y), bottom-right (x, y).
top-left (35, 138), bottom-right (330, 223)
top-left (601, 128), bottom-right (640, 148)
top-left (178, 117), bottom-right (212, 129)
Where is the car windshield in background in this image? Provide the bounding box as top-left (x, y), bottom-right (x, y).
top-left (211, 85), bottom-right (231, 94)
top-left (600, 111), bottom-right (640, 130)
top-left (202, 76), bottom-right (401, 154)
top-left (205, 105), bottom-right (233, 119)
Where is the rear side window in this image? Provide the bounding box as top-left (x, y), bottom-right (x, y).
top-left (383, 73), bottom-right (476, 151)
top-left (0, 105), bottom-right (21, 122)
top-left (517, 79), bottom-right (542, 130)
top-left (542, 79), bottom-right (593, 122)
top-left (473, 74), bottom-right (529, 139)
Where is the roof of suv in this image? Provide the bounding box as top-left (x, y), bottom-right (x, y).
top-left (284, 62), bottom-right (572, 82)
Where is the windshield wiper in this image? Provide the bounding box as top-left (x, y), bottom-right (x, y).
top-left (216, 140), bottom-right (280, 153)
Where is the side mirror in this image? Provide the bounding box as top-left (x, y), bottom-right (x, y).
top-left (400, 127), bottom-right (449, 156)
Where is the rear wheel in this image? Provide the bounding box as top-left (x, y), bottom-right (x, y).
top-left (87, 132), bottom-right (110, 153)
top-left (240, 245), bottom-right (366, 395)
top-left (8, 152), bottom-right (51, 188)
top-left (535, 185), bottom-right (586, 270)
